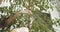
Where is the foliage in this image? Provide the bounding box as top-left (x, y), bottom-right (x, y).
top-left (0, 0), bottom-right (56, 32)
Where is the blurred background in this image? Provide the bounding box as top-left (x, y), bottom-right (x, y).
top-left (0, 0), bottom-right (60, 32)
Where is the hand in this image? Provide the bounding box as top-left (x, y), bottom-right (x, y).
top-left (20, 9), bottom-right (32, 16)
top-left (11, 27), bottom-right (29, 32)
